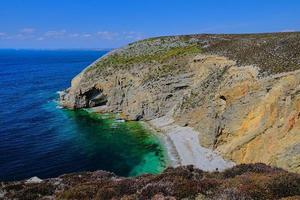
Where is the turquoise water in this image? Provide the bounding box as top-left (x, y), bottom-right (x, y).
top-left (0, 50), bottom-right (166, 181)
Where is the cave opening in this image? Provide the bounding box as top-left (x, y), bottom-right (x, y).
top-left (84, 87), bottom-right (108, 107)
top-left (220, 95), bottom-right (227, 101)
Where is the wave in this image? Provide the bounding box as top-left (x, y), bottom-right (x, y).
top-left (56, 90), bottom-right (65, 95)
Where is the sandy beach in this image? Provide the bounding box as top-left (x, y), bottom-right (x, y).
top-left (149, 115), bottom-right (235, 172)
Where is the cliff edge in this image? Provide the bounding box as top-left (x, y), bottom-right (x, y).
top-left (60, 32), bottom-right (300, 173)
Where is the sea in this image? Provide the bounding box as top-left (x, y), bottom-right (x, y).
top-left (0, 49), bottom-right (166, 181)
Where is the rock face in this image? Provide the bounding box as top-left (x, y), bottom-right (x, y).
top-left (176, 56), bottom-right (300, 174)
top-left (60, 33), bottom-right (300, 173)
top-left (1, 164), bottom-right (300, 200)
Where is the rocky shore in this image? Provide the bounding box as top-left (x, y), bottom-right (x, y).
top-left (1, 32), bottom-right (300, 200)
top-left (59, 32), bottom-right (300, 173)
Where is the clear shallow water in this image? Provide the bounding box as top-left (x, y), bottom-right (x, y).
top-left (0, 50), bottom-right (166, 181)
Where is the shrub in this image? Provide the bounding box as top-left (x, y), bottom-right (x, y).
top-left (223, 163), bottom-right (281, 178)
top-left (268, 173), bottom-right (300, 198)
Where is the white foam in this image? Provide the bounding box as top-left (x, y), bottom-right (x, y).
top-left (25, 176), bottom-right (43, 184)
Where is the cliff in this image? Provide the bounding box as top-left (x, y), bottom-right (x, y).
top-left (60, 32), bottom-right (300, 173)
top-left (1, 164), bottom-right (300, 200)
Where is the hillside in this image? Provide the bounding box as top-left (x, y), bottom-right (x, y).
top-left (1, 164), bottom-right (300, 200)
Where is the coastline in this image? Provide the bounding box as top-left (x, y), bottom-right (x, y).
top-left (89, 105), bottom-right (235, 172)
top-left (146, 115), bottom-right (235, 172)
top-left (140, 121), bottom-right (181, 167)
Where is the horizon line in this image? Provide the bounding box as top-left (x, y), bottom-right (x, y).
top-left (0, 48), bottom-right (114, 51)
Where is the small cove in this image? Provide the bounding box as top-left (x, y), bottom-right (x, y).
top-left (0, 50), bottom-right (167, 181)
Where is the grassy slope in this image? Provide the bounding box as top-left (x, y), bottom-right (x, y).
top-left (87, 32), bottom-right (300, 77)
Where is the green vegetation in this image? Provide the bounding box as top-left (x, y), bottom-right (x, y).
top-left (159, 45), bottom-right (202, 61)
top-left (88, 44), bottom-right (201, 71)
top-left (86, 32), bottom-right (300, 76)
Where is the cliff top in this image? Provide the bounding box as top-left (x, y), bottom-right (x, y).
top-left (87, 32), bottom-right (300, 77)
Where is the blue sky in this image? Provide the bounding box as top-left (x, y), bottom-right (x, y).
top-left (0, 0), bottom-right (299, 49)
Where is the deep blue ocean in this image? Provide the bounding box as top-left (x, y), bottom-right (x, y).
top-left (0, 50), bottom-right (166, 181)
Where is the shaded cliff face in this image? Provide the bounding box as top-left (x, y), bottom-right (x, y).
top-left (60, 33), bottom-right (300, 173)
top-left (1, 164), bottom-right (300, 200)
